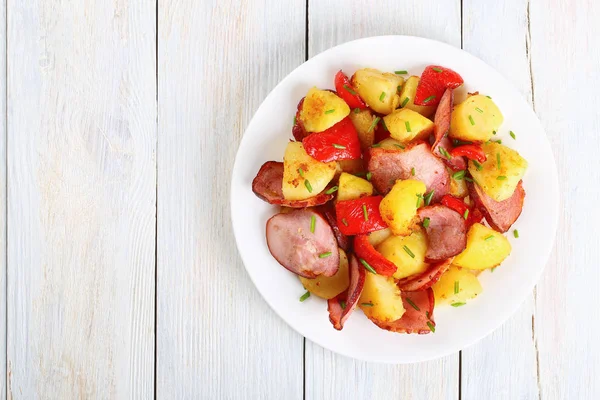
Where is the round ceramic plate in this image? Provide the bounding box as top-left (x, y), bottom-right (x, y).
top-left (231, 36), bottom-right (558, 363)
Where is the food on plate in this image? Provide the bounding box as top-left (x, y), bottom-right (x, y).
top-left (300, 249), bottom-right (350, 299)
top-left (337, 172), bottom-right (373, 202)
top-left (252, 64), bottom-right (528, 335)
top-left (449, 94), bottom-right (503, 142)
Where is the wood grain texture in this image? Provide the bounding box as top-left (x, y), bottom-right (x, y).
top-left (461, 1), bottom-right (539, 398)
top-left (305, 2), bottom-right (460, 398)
top-left (529, 0), bottom-right (600, 398)
top-left (0, 0), bottom-right (5, 398)
top-left (156, 1), bottom-right (305, 398)
top-left (7, 1), bottom-right (156, 398)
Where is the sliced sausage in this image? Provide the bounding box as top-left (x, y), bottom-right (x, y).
top-left (318, 204), bottom-right (350, 252)
top-left (418, 205), bottom-right (467, 261)
top-left (370, 289), bottom-right (435, 334)
top-left (252, 161), bottom-right (333, 208)
top-left (368, 141), bottom-right (450, 201)
top-left (397, 258), bottom-right (453, 292)
top-left (327, 255), bottom-right (366, 330)
top-left (266, 209), bottom-right (339, 278)
top-left (431, 88), bottom-right (467, 171)
top-left (469, 180), bottom-right (526, 233)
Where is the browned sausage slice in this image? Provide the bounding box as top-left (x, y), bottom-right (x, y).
top-left (418, 205), bottom-right (467, 261)
top-left (327, 255), bottom-right (366, 330)
top-left (469, 181), bottom-right (525, 233)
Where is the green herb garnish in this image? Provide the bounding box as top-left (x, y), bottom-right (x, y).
top-left (354, 108), bottom-right (361, 114)
top-left (343, 85), bottom-right (357, 95)
top-left (319, 252), bottom-right (332, 258)
top-left (341, 218), bottom-right (348, 227)
top-left (403, 245), bottom-right (415, 258)
top-left (366, 172), bottom-right (372, 181)
top-left (340, 300), bottom-right (347, 309)
top-left (475, 107), bottom-right (484, 113)
top-left (359, 258), bottom-right (377, 274)
top-left (332, 143), bottom-right (346, 149)
top-left (298, 168), bottom-right (304, 177)
top-left (423, 217), bottom-right (430, 228)
top-left (427, 321), bottom-right (436, 332)
top-left (439, 147), bottom-right (451, 160)
top-left (510, 131), bottom-right (516, 140)
top-left (497, 175), bottom-right (507, 180)
top-left (362, 204), bottom-right (368, 221)
top-left (463, 209), bottom-right (469, 220)
top-left (496, 153), bottom-right (501, 170)
top-left (325, 186), bottom-right (338, 194)
top-left (484, 235), bottom-right (494, 241)
top-left (432, 67), bottom-right (443, 73)
top-left (305, 179), bottom-right (313, 193)
top-left (369, 116), bottom-right (381, 132)
top-left (451, 302), bottom-right (466, 307)
top-left (452, 170), bottom-right (466, 180)
top-left (405, 121), bottom-right (411, 132)
top-left (411, 167), bottom-right (416, 176)
top-left (395, 70), bottom-right (408, 75)
top-left (423, 95), bottom-right (436, 103)
top-left (299, 291), bottom-right (310, 302)
top-left (379, 92), bottom-right (386, 102)
top-left (472, 160), bottom-right (483, 171)
top-left (454, 281), bottom-right (460, 294)
top-left (468, 115), bottom-right (475, 125)
top-left (394, 143), bottom-right (406, 149)
top-left (310, 215), bottom-right (316, 233)
top-left (424, 190), bottom-right (435, 206)
top-left (325, 109), bottom-right (335, 114)
top-left (405, 297), bottom-right (421, 311)
top-left (401, 97), bottom-right (410, 107)
top-left (514, 229), bottom-right (519, 238)
top-left (361, 302), bottom-right (374, 307)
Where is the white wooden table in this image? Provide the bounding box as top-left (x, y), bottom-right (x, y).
top-left (1, 0), bottom-right (598, 398)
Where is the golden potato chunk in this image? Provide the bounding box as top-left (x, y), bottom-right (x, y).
top-left (282, 142), bottom-right (336, 201)
top-left (351, 68), bottom-right (403, 115)
top-left (383, 108), bottom-right (434, 143)
top-left (453, 223), bottom-right (512, 270)
top-left (468, 141), bottom-right (528, 201)
top-left (300, 87), bottom-right (350, 133)
top-left (367, 228), bottom-right (392, 247)
top-left (376, 228), bottom-right (429, 279)
top-left (379, 179), bottom-right (427, 236)
top-left (398, 76), bottom-right (436, 118)
top-left (358, 272), bottom-right (405, 322)
top-left (299, 249), bottom-right (350, 299)
top-left (337, 172), bottom-right (373, 202)
top-left (449, 170), bottom-right (469, 198)
top-left (348, 108), bottom-right (376, 150)
top-left (432, 266), bottom-right (483, 306)
top-left (449, 95), bottom-right (503, 142)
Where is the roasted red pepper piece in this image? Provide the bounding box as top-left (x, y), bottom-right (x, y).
top-left (335, 196), bottom-right (388, 236)
top-left (353, 235), bottom-right (397, 276)
top-left (450, 144), bottom-right (487, 163)
top-left (373, 116), bottom-right (390, 143)
top-left (440, 195), bottom-right (482, 226)
top-left (414, 65), bottom-right (464, 106)
top-left (292, 97), bottom-right (309, 141)
top-left (302, 117), bottom-right (362, 162)
top-left (334, 70), bottom-right (368, 109)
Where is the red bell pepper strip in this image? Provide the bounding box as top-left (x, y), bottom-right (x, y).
top-left (353, 235), bottom-right (397, 276)
top-left (292, 97), bottom-right (309, 141)
top-left (414, 65), bottom-right (464, 106)
top-left (440, 195), bottom-right (483, 226)
top-left (334, 70), bottom-right (368, 109)
top-left (450, 144), bottom-right (487, 163)
top-left (373, 117), bottom-right (390, 143)
top-left (335, 196), bottom-right (388, 236)
top-left (302, 117), bottom-right (362, 162)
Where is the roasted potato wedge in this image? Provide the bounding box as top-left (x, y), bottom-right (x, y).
top-left (453, 223), bottom-right (512, 270)
top-left (299, 249), bottom-right (350, 299)
top-left (398, 76), bottom-right (436, 118)
top-left (282, 142), bottom-right (336, 200)
top-left (376, 227), bottom-right (429, 279)
top-left (348, 108), bottom-right (376, 150)
top-left (383, 108), bottom-right (434, 143)
top-left (449, 94), bottom-right (503, 142)
top-left (432, 266), bottom-right (483, 306)
top-left (449, 170), bottom-right (469, 198)
top-left (351, 68), bottom-right (403, 115)
top-left (379, 179), bottom-right (427, 236)
top-left (299, 87), bottom-right (350, 133)
top-left (337, 172), bottom-right (373, 202)
top-left (358, 272), bottom-right (405, 322)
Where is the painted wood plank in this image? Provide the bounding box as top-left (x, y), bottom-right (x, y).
top-left (0, 0), bottom-right (5, 398)
top-left (156, 1), bottom-right (305, 398)
top-left (460, 1), bottom-right (540, 398)
top-left (529, 0), bottom-right (600, 398)
top-left (305, 2), bottom-right (460, 398)
top-left (6, 1), bottom-right (156, 398)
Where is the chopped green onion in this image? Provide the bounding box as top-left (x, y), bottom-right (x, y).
top-left (496, 153), bottom-right (501, 170)
top-left (463, 209), bottom-right (469, 220)
top-left (497, 175), bottom-right (507, 180)
top-left (366, 172), bottom-right (372, 181)
top-left (310, 215), bottom-right (316, 233)
top-left (340, 300), bottom-right (347, 309)
top-left (427, 321), bottom-right (436, 332)
top-left (319, 252), bottom-right (332, 258)
top-left (416, 194), bottom-right (424, 208)
top-left (380, 118), bottom-right (388, 131)
top-left (424, 190), bottom-right (435, 206)
top-left (472, 160), bottom-right (483, 171)
top-left (492, 130), bottom-right (497, 135)
top-left (403, 245), bottom-right (415, 258)
top-left (395, 70), bottom-right (408, 75)
top-left (423, 217), bottom-right (430, 228)
top-left (379, 92), bottom-right (386, 102)
top-left (343, 85), bottom-right (357, 95)
top-left (298, 168), bottom-right (304, 177)
top-left (392, 144), bottom-right (406, 150)
top-left (510, 130), bottom-right (516, 140)
top-left (371, 143), bottom-right (382, 148)
top-left (453, 139), bottom-right (473, 146)
top-left (513, 229), bottom-right (519, 238)
top-left (362, 204), bottom-right (368, 221)
top-left (468, 115), bottom-right (475, 125)
top-left (484, 235), bottom-right (494, 241)
top-left (354, 107), bottom-right (361, 114)
top-left (397, 85), bottom-right (402, 93)
top-left (464, 176), bottom-right (474, 182)
top-left (325, 109), bottom-right (335, 114)
top-left (451, 302), bottom-right (466, 307)
top-left (361, 302), bottom-right (374, 307)
top-left (332, 143), bottom-right (346, 149)
top-left (305, 179), bottom-right (313, 193)
top-left (423, 95), bottom-right (436, 103)
top-left (426, 311), bottom-right (430, 319)
top-left (439, 147), bottom-right (451, 160)
top-left (452, 170), bottom-right (466, 180)
top-left (293, 116), bottom-right (297, 125)
top-left (405, 297), bottom-right (421, 311)
top-left (454, 281), bottom-right (460, 294)
top-left (432, 67), bottom-right (443, 73)
top-left (360, 258), bottom-right (377, 274)
top-left (475, 107), bottom-right (484, 113)
top-left (486, 95), bottom-right (492, 99)
top-left (401, 97), bottom-right (410, 107)
top-left (299, 291), bottom-right (310, 302)
top-left (495, 139), bottom-right (503, 144)
top-left (341, 218), bottom-right (348, 227)
top-left (491, 267), bottom-right (497, 272)
top-left (369, 116), bottom-right (381, 132)
top-left (411, 167), bottom-right (416, 176)
top-left (325, 186), bottom-right (338, 194)
top-left (405, 121), bottom-right (411, 132)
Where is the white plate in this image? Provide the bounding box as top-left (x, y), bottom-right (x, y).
top-left (231, 36), bottom-right (558, 363)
